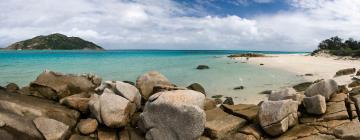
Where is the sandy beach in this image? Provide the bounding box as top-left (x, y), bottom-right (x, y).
top-left (238, 54), bottom-right (360, 84)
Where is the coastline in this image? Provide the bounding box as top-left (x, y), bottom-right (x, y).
top-left (236, 53), bottom-right (360, 85)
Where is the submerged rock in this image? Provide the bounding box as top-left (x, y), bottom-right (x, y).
top-left (334, 68), bottom-right (356, 77)
top-left (139, 90), bottom-right (205, 140)
top-left (258, 100), bottom-right (299, 136)
top-left (136, 71), bottom-right (172, 100)
top-left (196, 65), bottom-right (210, 70)
top-left (304, 79), bottom-right (338, 101)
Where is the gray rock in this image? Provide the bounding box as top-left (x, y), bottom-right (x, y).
top-left (136, 71), bottom-right (172, 100)
top-left (196, 65), bottom-right (210, 70)
top-left (334, 120), bottom-right (360, 139)
top-left (187, 83), bottom-right (206, 95)
top-left (258, 100), bottom-right (299, 136)
top-left (304, 79), bottom-right (338, 101)
top-left (77, 119), bottom-right (98, 135)
top-left (100, 88), bottom-right (135, 128)
top-left (268, 88), bottom-right (297, 101)
top-left (303, 95), bottom-right (326, 115)
top-left (139, 90), bottom-right (205, 140)
top-left (114, 81), bottom-right (142, 109)
top-left (88, 94), bottom-right (102, 123)
top-left (223, 97), bottom-right (234, 105)
top-left (33, 117), bottom-right (70, 140)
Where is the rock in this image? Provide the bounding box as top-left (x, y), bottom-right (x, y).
top-left (293, 82), bottom-right (313, 92)
top-left (334, 68), bottom-right (356, 77)
top-left (204, 98), bottom-right (217, 111)
top-left (304, 79), bottom-right (338, 101)
top-left (152, 84), bottom-right (186, 94)
top-left (214, 98), bottom-right (223, 105)
top-left (333, 120), bottom-right (360, 139)
top-left (33, 117), bottom-right (70, 140)
top-left (0, 111), bottom-right (44, 139)
top-left (211, 95), bottom-right (223, 98)
top-left (258, 100), bottom-right (299, 136)
top-left (276, 124), bottom-right (319, 140)
top-left (69, 134), bottom-right (95, 140)
top-left (136, 71), bottom-right (172, 100)
top-left (258, 90), bottom-right (272, 95)
top-left (187, 83), bottom-right (206, 95)
top-left (238, 124), bottom-right (264, 140)
top-left (139, 90), bottom-right (205, 140)
top-left (114, 81), bottom-right (142, 109)
top-left (123, 81), bottom-right (135, 86)
top-left (260, 63), bottom-right (264, 66)
top-left (349, 80), bottom-right (360, 88)
top-left (303, 95), bottom-right (326, 115)
top-left (338, 85), bottom-right (349, 93)
top-left (196, 65), bottom-right (210, 70)
top-left (227, 53), bottom-right (265, 58)
top-left (88, 94), bottom-right (102, 123)
top-left (223, 133), bottom-right (257, 140)
top-left (357, 70), bottom-right (360, 76)
top-left (77, 119), bottom-right (98, 135)
top-left (97, 126), bottom-right (118, 140)
top-left (204, 108), bottom-right (247, 139)
top-left (5, 83), bottom-right (19, 93)
top-left (223, 97), bottom-right (234, 105)
top-left (60, 93), bottom-right (90, 113)
top-left (118, 127), bottom-right (145, 140)
top-left (221, 104), bottom-right (259, 122)
top-left (29, 70), bottom-right (100, 101)
top-left (268, 88), bottom-right (298, 101)
top-left (100, 88), bottom-right (135, 128)
top-left (0, 91), bottom-right (79, 128)
top-left (304, 73), bottom-right (313, 76)
top-left (233, 86), bottom-right (244, 90)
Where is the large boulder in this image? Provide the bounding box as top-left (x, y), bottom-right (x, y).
top-left (88, 94), bottom-right (102, 123)
top-left (139, 90), bottom-right (205, 140)
top-left (29, 70), bottom-right (101, 101)
top-left (304, 79), bottom-right (338, 101)
top-left (303, 95), bottom-right (326, 115)
top-left (0, 91), bottom-right (79, 128)
top-left (114, 81), bottom-right (142, 109)
top-left (136, 71), bottom-right (172, 100)
top-left (33, 117), bottom-right (70, 140)
top-left (258, 100), bottom-right (299, 136)
top-left (100, 88), bottom-right (135, 128)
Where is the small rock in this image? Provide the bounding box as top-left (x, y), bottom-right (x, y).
top-left (69, 134), bottom-right (94, 140)
top-left (268, 88), bottom-right (297, 101)
top-left (123, 80), bottom-right (135, 86)
top-left (221, 104), bottom-right (259, 122)
top-left (334, 68), bottom-right (356, 77)
top-left (33, 117), bottom-right (70, 140)
top-left (305, 79), bottom-right (338, 101)
top-left (97, 126), bottom-right (118, 140)
top-left (196, 65), bottom-right (210, 70)
top-left (356, 70), bottom-right (360, 76)
top-left (136, 71), bottom-right (172, 100)
top-left (258, 90), bottom-right (272, 95)
top-left (303, 95), bottom-right (326, 115)
top-left (77, 119), bottom-right (98, 135)
top-left (349, 80), bottom-right (360, 88)
top-left (304, 73), bottom-right (313, 76)
top-left (293, 82), bottom-right (313, 92)
top-left (214, 98), bottom-right (223, 104)
top-left (223, 97), bottom-right (234, 105)
top-left (204, 98), bottom-right (217, 111)
top-left (5, 83), bottom-right (19, 93)
top-left (211, 95), bottom-right (223, 98)
top-left (233, 86), bottom-right (244, 90)
top-left (260, 63), bottom-right (264, 66)
top-left (187, 83), bottom-right (206, 95)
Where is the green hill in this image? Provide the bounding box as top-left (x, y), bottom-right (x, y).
top-left (5, 33), bottom-right (104, 50)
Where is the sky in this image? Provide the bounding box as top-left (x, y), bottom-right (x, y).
top-left (0, 0), bottom-right (360, 51)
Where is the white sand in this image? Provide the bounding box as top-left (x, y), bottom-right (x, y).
top-left (237, 54), bottom-right (360, 85)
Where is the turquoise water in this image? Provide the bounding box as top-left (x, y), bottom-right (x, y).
top-left (0, 50), bottom-right (306, 104)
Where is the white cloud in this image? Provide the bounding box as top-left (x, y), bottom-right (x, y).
top-left (0, 0), bottom-right (359, 51)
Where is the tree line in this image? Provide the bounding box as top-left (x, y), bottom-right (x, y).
top-left (313, 36), bottom-right (360, 57)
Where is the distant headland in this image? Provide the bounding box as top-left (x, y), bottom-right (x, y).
top-left (3, 33), bottom-right (104, 50)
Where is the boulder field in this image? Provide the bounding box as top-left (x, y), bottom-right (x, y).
top-left (1, 69), bottom-right (360, 140)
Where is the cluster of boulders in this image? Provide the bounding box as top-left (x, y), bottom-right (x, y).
top-left (1, 68), bottom-right (360, 140)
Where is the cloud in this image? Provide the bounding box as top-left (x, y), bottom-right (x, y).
top-left (0, 0), bottom-right (359, 51)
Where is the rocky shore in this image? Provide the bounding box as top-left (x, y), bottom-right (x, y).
top-left (1, 68), bottom-right (360, 140)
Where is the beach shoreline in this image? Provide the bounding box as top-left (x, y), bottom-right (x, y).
top-left (234, 53), bottom-right (360, 85)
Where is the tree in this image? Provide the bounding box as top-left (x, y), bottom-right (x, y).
top-left (344, 38), bottom-right (359, 50)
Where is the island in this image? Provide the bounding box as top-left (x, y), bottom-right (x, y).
top-left (4, 33), bottom-right (104, 50)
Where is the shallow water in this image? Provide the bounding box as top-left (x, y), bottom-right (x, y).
top-left (0, 50), bottom-right (306, 104)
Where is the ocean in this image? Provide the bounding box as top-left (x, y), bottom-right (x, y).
top-left (0, 50), bottom-right (307, 104)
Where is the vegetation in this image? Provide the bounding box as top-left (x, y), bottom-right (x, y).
top-left (312, 36), bottom-right (360, 57)
top-left (5, 33), bottom-right (103, 50)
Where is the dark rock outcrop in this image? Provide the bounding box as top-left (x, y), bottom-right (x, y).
top-left (334, 68), bottom-right (356, 77)
top-left (196, 65), bottom-right (210, 70)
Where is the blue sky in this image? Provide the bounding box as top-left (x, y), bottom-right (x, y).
top-left (0, 0), bottom-right (360, 51)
